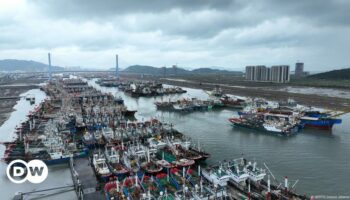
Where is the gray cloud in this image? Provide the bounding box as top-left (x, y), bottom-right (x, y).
top-left (34, 0), bottom-right (236, 16)
top-left (0, 0), bottom-right (349, 70)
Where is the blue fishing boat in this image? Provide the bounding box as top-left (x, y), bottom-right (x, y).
top-left (44, 148), bottom-right (89, 165)
top-left (300, 111), bottom-right (342, 130)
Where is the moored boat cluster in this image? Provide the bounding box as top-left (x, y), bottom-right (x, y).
top-left (2, 78), bottom-right (313, 199)
top-left (228, 98), bottom-right (343, 136)
top-left (97, 78), bottom-right (187, 97)
top-left (153, 85), bottom-right (343, 136)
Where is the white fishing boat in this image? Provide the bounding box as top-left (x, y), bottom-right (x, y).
top-left (148, 137), bottom-right (167, 149)
top-left (225, 159), bottom-right (249, 183)
top-left (172, 158), bottom-right (195, 168)
top-left (102, 127), bottom-right (114, 140)
top-left (245, 160), bottom-right (266, 182)
top-left (93, 153), bottom-right (112, 181)
top-left (201, 166), bottom-right (231, 187)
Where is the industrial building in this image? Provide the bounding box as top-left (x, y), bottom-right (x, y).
top-left (294, 62), bottom-right (309, 77)
top-left (245, 65), bottom-right (290, 83)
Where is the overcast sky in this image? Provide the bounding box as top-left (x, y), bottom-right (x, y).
top-left (0, 0), bottom-right (349, 71)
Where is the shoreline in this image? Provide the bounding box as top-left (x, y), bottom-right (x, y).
top-left (0, 85), bottom-right (39, 126)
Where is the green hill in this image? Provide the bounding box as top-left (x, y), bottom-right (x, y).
top-left (123, 65), bottom-right (243, 76)
top-left (308, 68), bottom-right (350, 80)
top-left (0, 59), bottom-right (63, 72)
top-left (123, 65), bottom-right (189, 75)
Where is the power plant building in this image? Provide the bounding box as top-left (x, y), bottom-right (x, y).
top-left (294, 62), bottom-right (304, 77)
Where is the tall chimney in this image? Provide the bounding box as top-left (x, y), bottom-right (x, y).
top-left (48, 53), bottom-right (52, 81)
top-left (116, 54), bottom-right (119, 79)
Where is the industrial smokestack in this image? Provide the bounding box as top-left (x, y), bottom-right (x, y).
top-left (48, 53), bottom-right (52, 81)
top-left (116, 54), bottom-right (119, 79)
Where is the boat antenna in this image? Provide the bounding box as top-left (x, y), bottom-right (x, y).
top-left (291, 179), bottom-right (299, 190)
top-left (264, 163), bottom-right (276, 181)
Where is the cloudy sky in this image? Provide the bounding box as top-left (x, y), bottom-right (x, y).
top-left (0, 0), bottom-right (349, 71)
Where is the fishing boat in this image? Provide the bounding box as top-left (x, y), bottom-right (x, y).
top-left (229, 113), bottom-right (299, 136)
top-left (123, 154), bottom-right (140, 173)
top-left (102, 127), bottom-right (114, 141)
top-left (82, 131), bottom-right (96, 148)
top-left (279, 98), bottom-right (297, 108)
top-left (42, 147), bottom-right (88, 165)
top-left (244, 159), bottom-right (266, 182)
top-left (174, 145), bottom-right (203, 162)
top-left (121, 109), bottom-right (137, 118)
top-left (202, 165), bottom-right (231, 187)
top-left (105, 146), bottom-right (129, 177)
top-left (155, 152), bottom-right (176, 169)
top-left (155, 172), bottom-right (179, 194)
top-left (300, 111), bottom-right (342, 130)
top-left (114, 96), bottom-right (124, 104)
top-left (174, 87), bottom-right (187, 94)
top-left (172, 158), bottom-right (195, 168)
top-left (173, 102), bottom-right (193, 112)
top-left (25, 94), bottom-right (36, 105)
top-left (3, 142), bottom-right (27, 163)
top-left (122, 176), bottom-right (143, 199)
top-left (225, 159), bottom-right (249, 183)
top-left (156, 159), bottom-right (176, 169)
top-left (94, 130), bottom-right (106, 147)
top-left (92, 153), bottom-right (112, 182)
top-left (104, 179), bottom-right (124, 200)
top-left (209, 86), bottom-right (224, 97)
top-left (188, 146), bottom-right (210, 162)
top-left (137, 172), bottom-right (162, 197)
top-left (141, 152), bottom-right (163, 174)
top-left (154, 101), bottom-right (175, 110)
top-left (148, 137), bottom-right (167, 149)
top-left (220, 95), bottom-right (245, 109)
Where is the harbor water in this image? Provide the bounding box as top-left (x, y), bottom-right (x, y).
top-left (0, 81), bottom-right (349, 199)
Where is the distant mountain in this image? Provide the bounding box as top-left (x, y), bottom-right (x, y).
top-left (123, 65), bottom-right (242, 75)
top-left (0, 59), bottom-right (63, 72)
top-left (191, 67), bottom-right (241, 74)
top-left (308, 68), bottom-right (350, 80)
top-left (123, 65), bottom-right (188, 75)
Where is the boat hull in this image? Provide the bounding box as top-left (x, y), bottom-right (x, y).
top-left (44, 150), bottom-right (89, 165)
top-left (301, 119), bottom-right (342, 130)
top-left (229, 118), bottom-right (297, 136)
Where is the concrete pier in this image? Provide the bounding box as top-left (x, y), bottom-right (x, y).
top-left (70, 157), bottom-right (104, 200)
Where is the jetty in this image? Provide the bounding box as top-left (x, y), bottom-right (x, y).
top-left (70, 157), bottom-right (104, 200)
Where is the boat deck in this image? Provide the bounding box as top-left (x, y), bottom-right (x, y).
top-left (72, 157), bottom-right (105, 200)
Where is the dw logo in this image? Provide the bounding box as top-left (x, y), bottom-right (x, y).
top-left (6, 159), bottom-right (48, 184)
